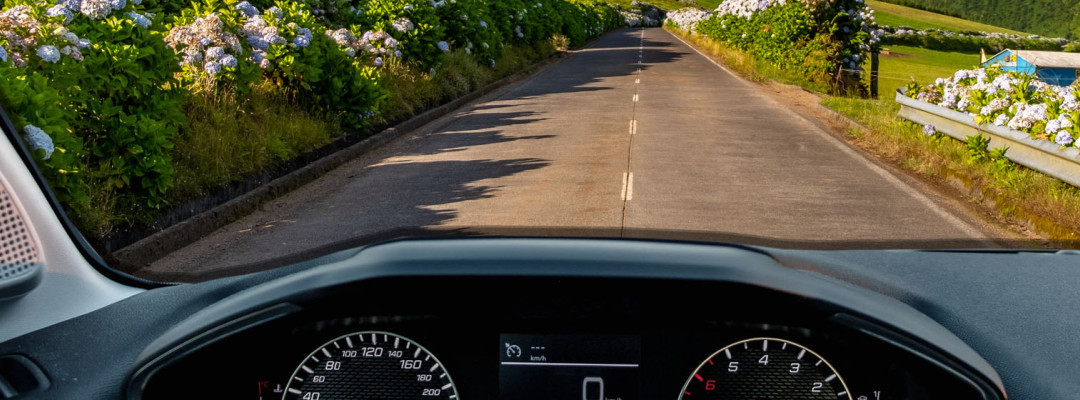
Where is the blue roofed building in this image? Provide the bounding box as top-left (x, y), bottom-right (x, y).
top-left (981, 49), bottom-right (1080, 86)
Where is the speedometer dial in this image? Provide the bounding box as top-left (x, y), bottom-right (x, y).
top-left (283, 331), bottom-right (458, 400)
top-left (679, 337), bottom-right (851, 400)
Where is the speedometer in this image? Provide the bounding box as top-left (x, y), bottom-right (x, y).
top-left (679, 337), bottom-right (851, 400)
top-left (283, 331), bottom-right (458, 400)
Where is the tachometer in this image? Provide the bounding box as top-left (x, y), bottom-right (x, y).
top-left (283, 331), bottom-right (458, 400)
top-left (679, 337), bottom-right (851, 400)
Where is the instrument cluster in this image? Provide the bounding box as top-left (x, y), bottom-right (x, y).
top-left (136, 276), bottom-right (997, 400)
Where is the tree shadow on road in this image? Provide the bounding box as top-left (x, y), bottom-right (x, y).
top-left (144, 158), bottom-right (551, 282)
top-left (505, 28), bottom-right (685, 100)
top-left (401, 110), bottom-right (555, 156)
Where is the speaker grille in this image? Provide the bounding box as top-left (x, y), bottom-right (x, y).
top-left (0, 175), bottom-right (41, 282)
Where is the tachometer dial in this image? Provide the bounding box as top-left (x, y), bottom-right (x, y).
top-left (679, 337), bottom-right (851, 400)
top-left (283, 331), bottom-right (457, 400)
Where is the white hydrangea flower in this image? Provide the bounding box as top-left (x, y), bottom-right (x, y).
top-left (1046, 119), bottom-right (1062, 134)
top-left (392, 18), bottom-right (413, 32)
top-left (80, 0), bottom-right (112, 19)
top-left (37, 45), bottom-right (61, 63)
top-left (1055, 131), bottom-right (1074, 146)
top-left (259, 58), bottom-right (271, 69)
top-left (374, 56), bottom-right (383, 67)
top-left (77, 38), bottom-right (91, 49)
top-left (437, 41), bottom-right (449, 52)
top-left (993, 113), bottom-right (1009, 126)
top-left (23, 125), bottom-right (54, 159)
top-left (1058, 115), bottom-right (1073, 130)
top-left (345, 48), bottom-right (356, 57)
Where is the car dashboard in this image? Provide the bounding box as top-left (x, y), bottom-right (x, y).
top-left (118, 238), bottom-right (1004, 400)
top-left (9, 237), bottom-right (1080, 399)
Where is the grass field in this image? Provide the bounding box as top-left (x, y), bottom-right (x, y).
top-left (867, 0), bottom-right (1028, 35)
top-left (606, 0), bottom-right (703, 12)
top-left (693, 0), bottom-right (721, 9)
top-left (875, 45), bottom-right (981, 98)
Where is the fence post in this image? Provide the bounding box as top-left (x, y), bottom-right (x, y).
top-left (871, 51), bottom-right (880, 99)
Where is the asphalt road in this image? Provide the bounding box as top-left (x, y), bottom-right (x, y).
top-left (140, 28), bottom-right (1008, 280)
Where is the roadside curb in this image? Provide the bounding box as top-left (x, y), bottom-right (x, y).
top-left (111, 50), bottom-right (573, 273)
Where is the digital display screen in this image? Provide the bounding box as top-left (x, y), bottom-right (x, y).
top-left (499, 334), bottom-right (640, 400)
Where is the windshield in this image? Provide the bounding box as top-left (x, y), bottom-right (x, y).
top-left (2, 0), bottom-right (1078, 282)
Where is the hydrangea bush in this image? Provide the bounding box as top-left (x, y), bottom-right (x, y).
top-left (1, 0), bottom-right (184, 222)
top-left (1, 0), bottom-right (622, 231)
top-left (905, 66), bottom-right (1080, 149)
top-left (665, 0), bottom-right (881, 93)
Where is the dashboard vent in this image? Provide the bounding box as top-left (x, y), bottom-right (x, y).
top-left (0, 171), bottom-right (44, 300)
top-left (0, 355), bottom-right (49, 398)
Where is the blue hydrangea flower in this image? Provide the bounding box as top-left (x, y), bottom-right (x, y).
top-left (437, 41), bottom-right (449, 52)
top-left (37, 45), bottom-right (61, 63)
top-left (204, 60), bottom-right (221, 75)
top-left (247, 35), bottom-right (269, 50)
top-left (23, 125), bottom-right (54, 159)
top-left (220, 54), bottom-right (237, 68)
top-left (374, 56), bottom-right (383, 67)
top-left (60, 0), bottom-right (82, 12)
top-left (235, 1), bottom-right (259, 18)
top-left (922, 124), bottom-right (935, 136)
top-left (47, 5), bottom-right (74, 24)
top-left (109, 0), bottom-right (125, 10)
top-left (0, 45), bottom-right (7, 63)
top-left (129, 11), bottom-right (150, 28)
top-left (205, 46), bottom-right (225, 60)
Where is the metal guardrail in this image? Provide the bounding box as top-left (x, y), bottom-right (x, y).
top-left (895, 88), bottom-right (1080, 187)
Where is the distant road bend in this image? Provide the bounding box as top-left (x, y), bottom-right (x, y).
top-left (141, 27), bottom-right (1012, 280)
